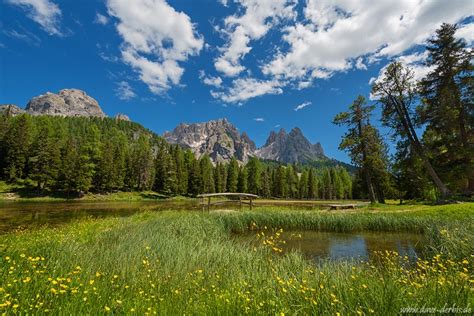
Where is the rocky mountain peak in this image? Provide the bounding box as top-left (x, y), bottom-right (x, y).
top-left (256, 127), bottom-right (326, 163)
top-left (0, 104), bottom-right (25, 116)
top-left (115, 113), bottom-right (131, 121)
top-left (164, 118), bottom-right (256, 164)
top-left (25, 89), bottom-right (106, 118)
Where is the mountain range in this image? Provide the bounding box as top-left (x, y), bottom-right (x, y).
top-left (1, 89), bottom-right (345, 166)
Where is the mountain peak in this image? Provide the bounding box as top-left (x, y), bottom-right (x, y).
top-left (164, 119), bottom-right (255, 164)
top-left (25, 89), bottom-right (106, 118)
top-left (256, 126), bottom-right (325, 163)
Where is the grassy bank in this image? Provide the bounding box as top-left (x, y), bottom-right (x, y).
top-left (1, 205), bottom-right (473, 314)
top-left (0, 181), bottom-right (185, 202)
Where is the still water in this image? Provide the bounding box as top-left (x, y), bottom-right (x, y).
top-left (0, 200), bottom-right (333, 233)
top-left (0, 201), bottom-right (198, 232)
top-left (239, 230), bottom-right (426, 262)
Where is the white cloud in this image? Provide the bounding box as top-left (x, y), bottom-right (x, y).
top-left (457, 23), bottom-right (474, 43)
top-left (116, 81), bottom-right (136, 100)
top-left (211, 78), bottom-right (282, 103)
top-left (199, 70), bottom-right (223, 88)
top-left (254, 117), bottom-right (265, 122)
top-left (107, 0), bottom-right (203, 94)
top-left (6, 0), bottom-right (62, 36)
top-left (94, 13), bottom-right (109, 25)
top-left (294, 101), bottom-right (311, 111)
top-left (355, 57), bottom-right (367, 70)
top-left (370, 51), bottom-right (433, 90)
top-left (262, 0), bottom-right (472, 86)
top-left (214, 0), bottom-right (296, 77)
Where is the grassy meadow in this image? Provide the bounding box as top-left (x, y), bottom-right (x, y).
top-left (0, 203), bottom-right (473, 315)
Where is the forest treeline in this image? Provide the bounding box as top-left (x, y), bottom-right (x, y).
top-left (335, 23), bottom-right (473, 202)
top-left (0, 114), bottom-right (353, 199)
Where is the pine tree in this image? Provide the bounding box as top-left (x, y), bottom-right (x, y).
top-left (3, 114), bottom-right (32, 181)
top-left (260, 167), bottom-right (272, 198)
top-left (320, 168), bottom-right (332, 199)
top-left (298, 169), bottom-right (309, 199)
top-left (200, 155), bottom-right (215, 193)
top-left (237, 166), bottom-right (248, 193)
top-left (214, 162), bottom-right (227, 193)
top-left (130, 135), bottom-right (155, 191)
top-left (338, 167), bottom-right (353, 199)
top-left (187, 153), bottom-right (201, 196)
top-left (286, 165), bottom-right (298, 198)
top-left (372, 62), bottom-right (450, 198)
top-left (307, 168), bottom-right (318, 199)
top-left (419, 23), bottom-right (474, 194)
top-left (226, 158), bottom-right (239, 192)
top-left (173, 146), bottom-right (188, 195)
top-left (274, 166), bottom-right (287, 198)
top-left (333, 95), bottom-right (389, 202)
top-left (59, 137), bottom-right (80, 195)
top-left (29, 117), bottom-right (61, 191)
top-left (331, 167), bottom-right (344, 199)
top-left (246, 157), bottom-right (261, 195)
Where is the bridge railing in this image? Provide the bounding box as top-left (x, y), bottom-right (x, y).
top-left (197, 193), bottom-right (259, 212)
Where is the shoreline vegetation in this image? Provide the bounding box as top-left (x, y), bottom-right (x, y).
top-left (1, 204), bottom-right (473, 314)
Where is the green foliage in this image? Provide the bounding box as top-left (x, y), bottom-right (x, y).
top-left (419, 23), bottom-right (474, 194)
top-left (0, 114), bottom-right (355, 199)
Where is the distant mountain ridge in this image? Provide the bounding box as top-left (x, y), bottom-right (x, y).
top-left (164, 118), bottom-right (343, 166)
top-left (163, 118), bottom-right (256, 164)
top-left (256, 127), bottom-right (325, 163)
top-left (1, 89), bottom-right (350, 168)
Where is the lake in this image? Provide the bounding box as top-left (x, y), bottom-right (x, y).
top-left (0, 200), bottom-right (337, 233)
top-left (0, 201), bottom-right (199, 233)
top-left (238, 230), bottom-right (426, 262)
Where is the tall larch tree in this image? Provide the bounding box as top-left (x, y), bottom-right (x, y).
top-left (372, 62), bottom-right (450, 198)
top-left (419, 23), bottom-right (473, 194)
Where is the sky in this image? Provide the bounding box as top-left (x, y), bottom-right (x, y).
top-left (0, 0), bottom-right (473, 163)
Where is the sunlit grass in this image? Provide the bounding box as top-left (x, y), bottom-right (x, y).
top-left (1, 205), bottom-right (473, 314)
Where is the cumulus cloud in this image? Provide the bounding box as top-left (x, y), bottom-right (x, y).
top-left (262, 0), bottom-right (472, 88)
top-left (6, 0), bottom-right (62, 35)
top-left (254, 117), bottom-right (265, 122)
top-left (116, 81), bottom-right (136, 100)
top-left (211, 78), bottom-right (282, 103)
top-left (294, 101), bottom-right (311, 111)
top-left (94, 13), bottom-right (109, 25)
top-left (214, 0), bottom-right (296, 77)
top-left (457, 23), bottom-right (474, 43)
top-left (199, 70), bottom-right (223, 88)
top-left (107, 0), bottom-right (203, 94)
top-left (368, 51), bottom-right (434, 100)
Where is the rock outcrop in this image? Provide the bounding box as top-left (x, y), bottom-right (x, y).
top-left (25, 89), bottom-right (106, 118)
top-left (115, 113), bottom-right (131, 121)
top-left (0, 104), bottom-right (25, 116)
top-left (255, 127), bottom-right (325, 163)
top-left (164, 119), bottom-right (256, 164)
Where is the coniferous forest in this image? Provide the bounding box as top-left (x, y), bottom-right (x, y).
top-left (0, 114), bottom-right (353, 199)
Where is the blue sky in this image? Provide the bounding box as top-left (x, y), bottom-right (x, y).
top-left (1, 0), bottom-right (473, 163)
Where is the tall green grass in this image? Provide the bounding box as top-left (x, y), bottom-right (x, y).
top-left (0, 205), bottom-right (473, 314)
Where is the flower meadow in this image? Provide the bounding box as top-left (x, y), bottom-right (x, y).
top-left (1, 204), bottom-right (473, 315)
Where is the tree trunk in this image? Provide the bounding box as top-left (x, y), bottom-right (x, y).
top-left (357, 119), bottom-right (377, 203)
top-left (392, 95), bottom-right (451, 198)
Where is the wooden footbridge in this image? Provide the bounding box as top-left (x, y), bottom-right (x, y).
top-left (197, 193), bottom-right (259, 212)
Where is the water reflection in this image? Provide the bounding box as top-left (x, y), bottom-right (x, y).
top-left (242, 230), bottom-right (426, 262)
top-left (0, 201), bottom-right (199, 233)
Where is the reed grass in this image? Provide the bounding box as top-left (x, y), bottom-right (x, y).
top-left (0, 204), bottom-right (473, 314)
